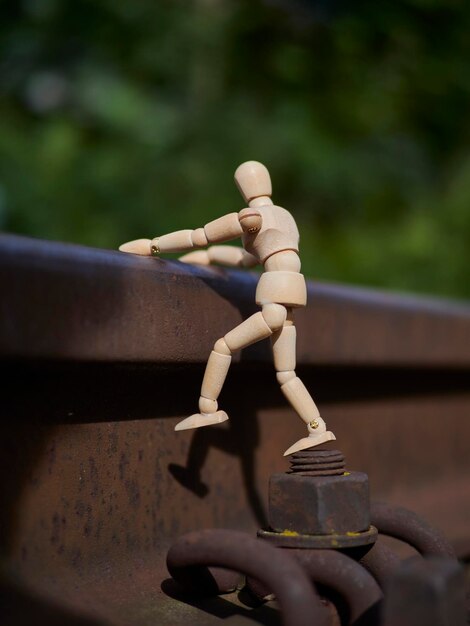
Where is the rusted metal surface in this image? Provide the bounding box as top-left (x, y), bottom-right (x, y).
top-left (382, 558), bottom-right (466, 626)
top-left (359, 540), bottom-right (402, 589)
top-left (1, 233), bottom-right (470, 366)
top-left (247, 549), bottom-right (382, 625)
top-left (166, 529), bottom-right (329, 626)
top-left (268, 450), bottom-right (370, 536)
top-left (291, 549), bottom-right (382, 625)
top-left (0, 234), bottom-right (469, 624)
top-left (165, 466), bottom-right (461, 624)
top-left (166, 483), bottom-right (463, 624)
top-left (371, 502), bottom-right (456, 559)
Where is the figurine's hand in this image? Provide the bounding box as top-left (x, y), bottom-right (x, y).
top-left (119, 239), bottom-right (152, 255)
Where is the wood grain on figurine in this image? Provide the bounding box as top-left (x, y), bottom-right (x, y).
top-left (240, 250), bottom-right (259, 268)
top-left (272, 325), bottom-right (297, 372)
top-left (179, 250), bottom-right (211, 265)
top-left (234, 161), bottom-right (272, 202)
top-left (191, 228), bottom-right (208, 247)
top-left (201, 350), bottom-right (232, 400)
top-left (280, 376), bottom-right (321, 423)
top-left (249, 195), bottom-right (273, 208)
top-left (238, 208), bottom-right (263, 234)
top-left (208, 246), bottom-right (244, 266)
top-left (118, 239), bottom-right (151, 255)
top-left (180, 246), bottom-right (258, 268)
top-left (264, 249), bottom-right (301, 272)
top-left (198, 396), bottom-right (218, 414)
top-left (255, 271), bottom-right (307, 307)
top-left (224, 312), bottom-right (272, 352)
top-left (153, 229), bottom-right (193, 253)
top-left (204, 213), bottom-right (243, 243)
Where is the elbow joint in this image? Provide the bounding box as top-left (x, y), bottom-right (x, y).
top-left (191, 228), bottom-right (208, 248)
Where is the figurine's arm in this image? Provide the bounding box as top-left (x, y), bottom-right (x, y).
top-left (179, 246), bottom-right (258, 268)
top-left (119, 209), bottom-right (262, 256)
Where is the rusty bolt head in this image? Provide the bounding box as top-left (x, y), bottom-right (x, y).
top-left (268, 471), bottom-right (370, 536)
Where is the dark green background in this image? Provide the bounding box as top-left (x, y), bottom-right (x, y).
top-left (1, 0), bottom-right (469, 298)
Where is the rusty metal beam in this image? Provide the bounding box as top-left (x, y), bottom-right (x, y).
top-left (1, 233), bottom-right (469, 366)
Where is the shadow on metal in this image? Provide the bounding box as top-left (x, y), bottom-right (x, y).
top-left (0, 577), bottom-right (107, 626)
top-left (161, 578), bottom-right (282, 626)
top-left (168, 399), bottom-right (268, 527)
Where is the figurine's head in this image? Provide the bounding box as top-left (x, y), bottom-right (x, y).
top-left (234, 161), bottom-right (272, 204)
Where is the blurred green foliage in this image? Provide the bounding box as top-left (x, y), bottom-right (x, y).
top-left (1, 0), bottom-right (469, 298)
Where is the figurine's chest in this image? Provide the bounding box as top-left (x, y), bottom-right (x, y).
top-left (242, 205), bottom-right (300, 262)
top-left (257, 205), bottom-right (298, 233)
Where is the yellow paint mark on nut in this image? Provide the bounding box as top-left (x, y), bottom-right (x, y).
top-left (346, 531), bottom-right (360, 537)
top-left (281, 529), bottom-right (299, 537)
top-left (343, 471), bottom-right (351, 476)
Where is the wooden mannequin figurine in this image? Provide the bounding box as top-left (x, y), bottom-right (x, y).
top-left (119, 161), bottom-right (336, 455)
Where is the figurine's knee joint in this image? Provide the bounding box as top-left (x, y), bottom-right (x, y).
top-left (262, 303), bottom-right (287, 331)
top-left (214, 338), bottom-right (231, 355)
top-left (276, 370), bottom-right (296, 385)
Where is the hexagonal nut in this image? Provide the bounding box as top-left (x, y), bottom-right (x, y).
top-left (268, 471), bottom-right (370, 535)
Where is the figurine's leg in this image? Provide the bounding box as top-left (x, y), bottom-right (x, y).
top-left (175, 304), bottom-right (287, 431)
top-left (271, 309), bottom-right (336, 456)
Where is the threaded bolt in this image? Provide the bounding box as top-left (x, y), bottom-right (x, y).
top-left (288, 449), bottom-right (346, 477)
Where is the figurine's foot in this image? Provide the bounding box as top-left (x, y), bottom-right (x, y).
top-left (174, 411), bottom-right (229, 431)
top-left (283, 431), bottom-right (336, 456)
top-left (168, 464), bottom-right (209, 498)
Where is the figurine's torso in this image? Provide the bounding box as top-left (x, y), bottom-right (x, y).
top-left (241, 205), bottom-right (300, 264)
top-left (241, 205), bottom-right (307, 308)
